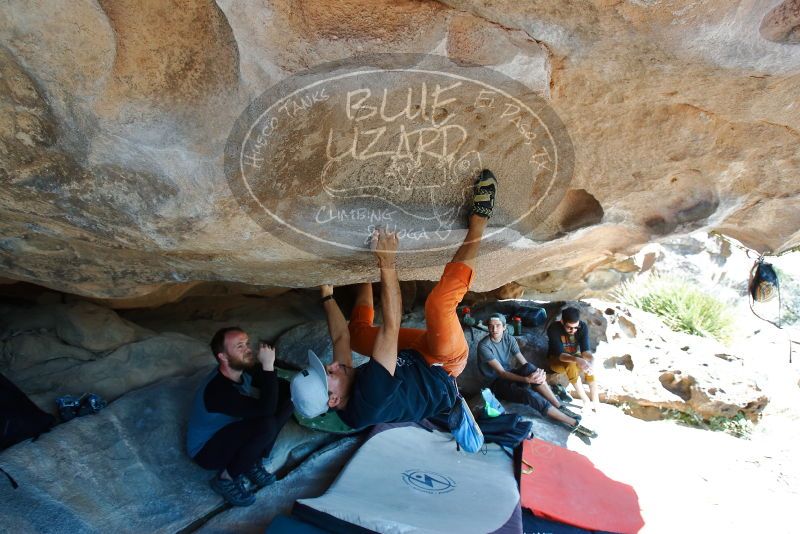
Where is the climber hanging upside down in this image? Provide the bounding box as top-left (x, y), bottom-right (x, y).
top-left (290, 170), bottom-right (498, 428)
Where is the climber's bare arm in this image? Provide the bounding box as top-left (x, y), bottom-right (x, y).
top-left (321, 284), bottom-right (352, 367)
top-left (369, 229), bottom-right (401, 376)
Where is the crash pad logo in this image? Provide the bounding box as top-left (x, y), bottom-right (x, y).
top-left (224, 54), bottom-right (574, 266)
top-left (401, 469), bottom-right (456, 494)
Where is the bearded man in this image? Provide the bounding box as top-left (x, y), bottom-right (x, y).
top-left (186, 328), bottom-right (293, 507)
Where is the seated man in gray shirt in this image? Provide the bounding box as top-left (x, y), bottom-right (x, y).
top-left (477, 313), bottom-right (597, 438)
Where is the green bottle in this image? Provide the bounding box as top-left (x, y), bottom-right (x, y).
top-left (512, 316), bottom-right (522, 335)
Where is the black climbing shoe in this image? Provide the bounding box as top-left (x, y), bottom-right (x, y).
top-left (470, 169), bottom-right (497, 219)
top-left (558, 405), bottom-right (582, 423)
top-left (552, 383), bottom-right (573, 403)
top-left (570, 423), bottom-right (598, 439)
top-left (210, 474), bottom-right (255, 507)
top-left (244, 462), bottom-right (276, 489)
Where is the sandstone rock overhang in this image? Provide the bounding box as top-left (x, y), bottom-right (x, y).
top-left (0, 0), bottom-right (797, 301)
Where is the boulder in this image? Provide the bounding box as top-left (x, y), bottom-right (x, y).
top-left (0, 367), bottom-right (346, 533)
top-left (2, 333), bottom-right (95, 371)
top-left (55, 301), bottom-right (143, 352)
top-left (1, 333), bottom-right (96, 391)
top-left (0, 301), bottom-right (59, 334)
top-left (515, 331), bottom-right (550, 370)
top-left (119, 290), bottom-right (326, 346)
top-left (760, 0), bottom-right (800, 44)
top-left (25, 333), bottom-right (213, 411)
top-left (0, 0), bottom-right (798, 300)
top-left (594, 302), bottom-right (769, 422)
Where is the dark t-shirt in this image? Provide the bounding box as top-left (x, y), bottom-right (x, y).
top-left (187, 367), bottom-right (283, 457)
top-left (547, 320), bottom-right (590, 356)
top-left (203, 368), bottom-right (279, 418)
top-left (337, 349), bottom-right (457, 429)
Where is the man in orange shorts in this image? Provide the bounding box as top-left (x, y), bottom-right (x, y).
top-left (547, 306), bottom-right (600, 411)
top-left (290, 170), bottom-right (497, 428)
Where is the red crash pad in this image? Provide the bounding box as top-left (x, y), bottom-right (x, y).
top-left (520, 438), bottom-right (645, 533)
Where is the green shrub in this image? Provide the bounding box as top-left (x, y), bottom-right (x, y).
top-left (613, 273), bottom-right (734, 343)
top-left (662, 408), bottom-right (752, 439)
top-left (707, 413), bottom-right (753, 439)
top-left (663, 408), bottom-right (704, 427)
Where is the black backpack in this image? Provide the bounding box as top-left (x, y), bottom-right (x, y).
top-left (749, 258), bottom-right (782, 329)
top-left (476, 412), bottom-right (533, 450)
top-left (1, 372), bottom-right (55, 451)
top-left (427, 411), bottom-right (533, 452)
top-left (750, 258), bottom-right (780, 304)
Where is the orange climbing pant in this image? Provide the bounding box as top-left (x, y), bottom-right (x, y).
top-left (349, 262), bottom-right (474, 377)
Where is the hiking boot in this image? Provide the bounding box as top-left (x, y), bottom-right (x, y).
top-left (210, 474), bottom-right (255, 507)
top-left (244, 462), bottom-right (276, 489)
top-left (570, 423), bottom-right (598, 439)
top-left (552, 384), bottom-right (573, 403)
top-left (470, 169), bottom-right (497, 219)
top-left (558, 405), bottom-right (582, 423)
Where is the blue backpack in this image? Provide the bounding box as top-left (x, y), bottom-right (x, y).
top-left (448, 394), bottom-right (484, 453)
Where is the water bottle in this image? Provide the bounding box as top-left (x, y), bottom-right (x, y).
top-left (461, 306), bottom-right (477, 327)
top-left (512, 316), bottom-right (523, 335)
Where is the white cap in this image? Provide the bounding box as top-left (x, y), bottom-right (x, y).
top-left (290, 350), bottom-right (329, 418)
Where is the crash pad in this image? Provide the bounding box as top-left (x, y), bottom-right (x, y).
top-left (520, 438), bottom-right (645, 533)
top-left (294, 424), bottom-right (522, 533)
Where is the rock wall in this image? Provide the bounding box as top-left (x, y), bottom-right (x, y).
top-left (0, 368), bottom-right (349, 533)
top-left (0, 0), bottom-right (797, 300)
top-left (595, 300), bottom-right (769, 422)
top-left (0, 288), bottom-right (328, 412)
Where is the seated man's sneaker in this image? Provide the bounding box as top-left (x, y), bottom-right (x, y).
top-left (570, 423), bottom-right (598, 440)
top-left (470, 169), bottom-right (497, 219)
top-left (558, 405), bottom-right (582, 422)
top-left (552, 383), bottom-right (573, 403)
top-left (210, 474), bottom-right (255, 507)
top-left (244, 462), bottom-right (276, 489)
